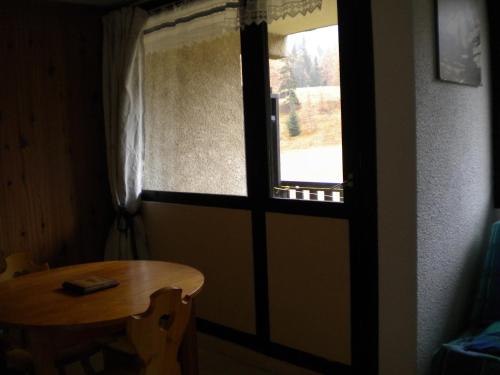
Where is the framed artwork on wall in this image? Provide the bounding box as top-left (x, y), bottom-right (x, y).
top-left (436, 0), bottom-right (481, 86)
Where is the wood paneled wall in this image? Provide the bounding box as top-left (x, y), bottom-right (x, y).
top-left (0, 1), bottom-right (113, 266)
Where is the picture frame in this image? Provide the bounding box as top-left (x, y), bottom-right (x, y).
top-left (436, 0), bottom-right (481, 86)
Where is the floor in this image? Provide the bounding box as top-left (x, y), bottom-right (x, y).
top-left (64, 333), bottom-right (319, 375)
top-left (64, 347), bottom-right (273, 375)
top-left (198, 347), bottom-right (273, 375)
top-left (196, 334), bottom-right (320, 375)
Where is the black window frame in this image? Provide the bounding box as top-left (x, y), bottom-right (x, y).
top-left (268, 39), bottom-right (346, 204)
top-left (141, 9), bottom-right (348, 218)
top-left (488, 0), bottom-right (500, 207)
top-left (139, 0), bottom-right (378, 373)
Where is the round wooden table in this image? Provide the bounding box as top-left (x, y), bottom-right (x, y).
top-left (0, 260), bottom-right (205, 374)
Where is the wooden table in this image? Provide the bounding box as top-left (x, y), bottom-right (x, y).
top-left (0, 260), bottom-right (205, 375)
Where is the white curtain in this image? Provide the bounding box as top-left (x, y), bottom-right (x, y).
top-left (102, 7), bottom-right (149, 260)
top-left (241, 0), bottom-right (322, 25)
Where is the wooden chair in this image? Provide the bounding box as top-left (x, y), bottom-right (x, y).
top-left (0, 252), bottom-right (48, 374)
top-left (102, 288), bottom-right (192, 375)
top-left (0, 251), bottom-right (49, 348)
top-left (0, 252), bottom-right (49, 283)
top-left (0, 253), bottom-right (103, 375)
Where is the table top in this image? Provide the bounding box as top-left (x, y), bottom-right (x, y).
top-left (0, 260), bottom-right (204, 329)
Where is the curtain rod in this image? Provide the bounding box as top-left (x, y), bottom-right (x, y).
top-left (112, 0), bottom-right (186, 13)
top-left (114, 0), bottom-right (243, 14)
top-left (143, 1), bottom-right (239, 34)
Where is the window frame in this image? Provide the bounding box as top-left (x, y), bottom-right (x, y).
top-left (141, 27), bottom-right (348, 218)
top-left (140, 1), bottom-right (379, 372)
top-left (267, 27), bottom-right (346, 204)
top-left (269, 94), bottom-right (346, 203)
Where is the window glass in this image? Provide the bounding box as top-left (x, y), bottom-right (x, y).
top-left (143, 30), bottom-right (247, 196)
top-left (268, 0), bottom-right (343, 202)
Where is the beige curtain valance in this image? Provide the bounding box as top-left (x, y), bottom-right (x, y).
top-left (144, 0), bottom-right (322, 51)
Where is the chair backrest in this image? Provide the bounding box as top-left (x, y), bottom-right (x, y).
top-left (127, 287), bottom-right (192, 375)
top-left (0, 252), bottom-right (49, 283)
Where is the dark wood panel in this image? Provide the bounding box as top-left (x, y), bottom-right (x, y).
top-left (0, 1), bottom-right (113, 266)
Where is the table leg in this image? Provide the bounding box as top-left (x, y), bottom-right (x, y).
top-left (179, 302), bottom-right (199, 375)
top-left (27, 329), bottom-right (58, 375)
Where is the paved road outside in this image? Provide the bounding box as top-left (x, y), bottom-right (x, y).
top-left (280, 145), bottom-right (343, 183)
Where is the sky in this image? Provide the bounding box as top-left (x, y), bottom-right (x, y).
top-left (286, 25), bottom-right (339, 59)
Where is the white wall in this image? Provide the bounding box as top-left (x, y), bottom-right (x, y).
top-left (414, 0), bottom-right (493, 374)
top-left (374, 0), bottom-right (493, 374)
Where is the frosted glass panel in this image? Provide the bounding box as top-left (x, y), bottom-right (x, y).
top-left (143, 32), bottom-right (247, 196)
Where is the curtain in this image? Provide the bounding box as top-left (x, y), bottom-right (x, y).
top-left (241, 0), bottom-right (322, 25)
top-left (144, 0), bottom-right (322, 51)
top-left (102, 7), bottom-right (149, 260)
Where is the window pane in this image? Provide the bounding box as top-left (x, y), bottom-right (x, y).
top-left (143, 31), bottom-right (247, 196)
top-left (268, 0), bottom-right (343, 202)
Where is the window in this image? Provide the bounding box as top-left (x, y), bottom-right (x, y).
top-left (143, 8), bottom-right (247, 196)
top-left (267, 0), bottom-right (344, 202)
top-left (142, 0), bottom-right (343, 203)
